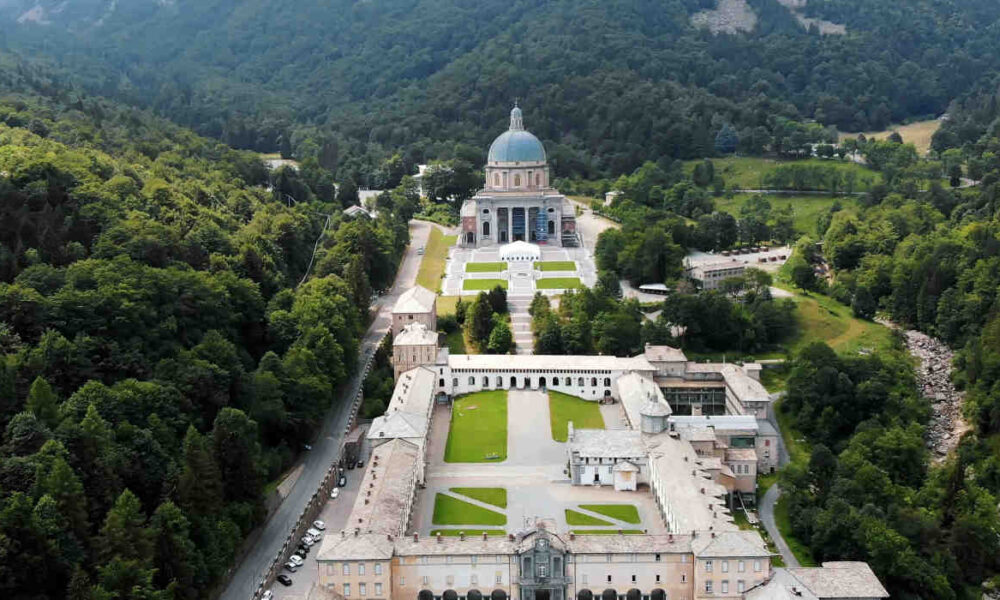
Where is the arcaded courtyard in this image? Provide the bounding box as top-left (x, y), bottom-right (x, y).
top-left (409, 390), bottom-right (667, 537)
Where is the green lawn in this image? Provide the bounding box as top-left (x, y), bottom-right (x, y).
top-left (437, 295), bottom-right (459, 317)
top-left (565, 509), bottom-right (613, 526)
top-left (536, 277), bottom-right (582, 290)
top-left (416, 227), bottom-right (456, 292)
top-left (536, 261), bottom-right (576, 271)
top-left (578, 504), bottom-right (641, 524)
top-left (463, 279), bottom-right (508, 291)
top-left (571, 529), bottom-right (644, 535)
top-left (466, 262), bottom-right (507, 273)
top-left (548, 391), bottom-right (605, 442)
top-left (449, 487), bottom-right (507, 509)
top-left (444, 329), bottom-right (467, 354)
top-left (430, 529), bottom-right (507, 537)
top-left (444, 391), bottom-right (508, 462)
top-left (713, 194), bottom-right (859, 237)
top-left (685, 156), bottom-right (880, 191)
top-left (783, 289), bottom-right (894, 356)
top-left (432, 494), bottom-right (506, 525)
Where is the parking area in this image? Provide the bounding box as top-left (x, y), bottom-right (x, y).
top-left (269, 430), bottom-right (371, 599)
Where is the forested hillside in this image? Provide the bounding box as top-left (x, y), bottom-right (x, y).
top-left (0, 58), bottom-right (413, 599)
top-left (3, 0), bottom-right (1000, 179)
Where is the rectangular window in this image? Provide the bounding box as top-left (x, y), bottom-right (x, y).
top-left (375, 583), bottom-right (383, 596)
top-left (722, 581), bottom-right (729, 594)
top-left (681, 555), bottom-right (688, 564)
top-left (631, 575), bottom-right (636, 583)
top-left (375, 563), bottom-right (382, 575)
top-left (446, 555), bottom-right (453, 564)
top-left (422, 576), bottom-right (429, 585)
top-left (607, 575), bottom-right (612, 583)
top-left (472, 575), bottom-right (478, 585)
top-left (655, 553), bottom-right (661, 562)
top-left (705, 560), bottom-right (713, 572)
top-left (359, 583), bottom-right (366, 596)
top-left (496, 573), bottom-right (503, 584)
top-left (400, 577), bottom-right (405, 586)
top-left (446, 576), bottom-right (454, 586)
top-left (705, 581), bottom-right (712, 593)
top-left (344, 584), bottom-right (351, 597)
top-left (738, 580), bottom-right (745, 593)
top-left (738, 561), bottom-right (745, 573)
top-left (681, 574), bottom-right (686, 583)
top-left (655, 574), bottom-right (661, 583)
top-left (359, 564), bottom-right (366, 576)
top-left (471, 556), bottom-right (478, 565)
top-left (343, 564), bottom-right (351, 576)
top-left (582, 575), bottom-right (588, 585)
top-left (722, 561), bottom-right (728, 573)
top-left (754, 559), bottom-right (762, 572)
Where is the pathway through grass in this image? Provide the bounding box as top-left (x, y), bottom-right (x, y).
top-left (432, 494), bottom-right (506, 525)
top-left (579, 504), bottom-right (641, 524)
top-left (449, 487), bottom-right (507, 509)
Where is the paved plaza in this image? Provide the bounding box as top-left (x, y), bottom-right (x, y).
top-left (412, 390), bottom-right (667, 536)
top-left (441, 245), bottom-right (598, 297)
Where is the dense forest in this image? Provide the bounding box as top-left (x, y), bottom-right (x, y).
top-left (0, 60), bottom-right (413, 599)
top-left (3, 0), bottom-right (1000, 179)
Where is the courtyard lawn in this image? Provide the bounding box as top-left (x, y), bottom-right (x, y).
top-left (444, 328), bottom-right (467, 354)
top-left (578, 504), bottom-right (641, 524)
top-left (536, 277), bottom-right (582, 290)
top-left (449, 487), bottom-right (507, 509)
top-left (416, 227), bottom-right (457, 292)
top-left (535, 261), bottom-right (576, 271)
top-left (564, 509), bottom-right (613, 526)
top-left (444, 391), bottom-right (508, 462)
top-left (548, 391), bottom-right (605, 442)
top-left (466, 262), bottom-right (507, 273)
top-left (571, 529), bottom-right (644, 535)
top-left (463, 279), bottom-right (508, 291)
top-left (430, 529), bottom-right (507, 537)
top-left (432, 494), bottom-right (506, 526)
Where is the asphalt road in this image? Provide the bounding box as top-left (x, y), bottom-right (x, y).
top-left (220, 220), bottom-right (432, 600)
top-left (759, 484), bottom-right (799, 568)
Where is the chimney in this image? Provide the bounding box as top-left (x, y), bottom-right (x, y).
top-left (617, 529), bottom-right (623, 535)
top-left (365, 499), bottom-right (370, 505)
top-left (668, 534), bottom-right (673, 543)
top-left (711, 532), bottom-right (716, 538)
top-left (388, 535), bottom-right (393, 541)
top-left (483, 532), bottom-right (488, 541)
top-left (569, 533), bottom-right (575, 540)
top-left (341, 530), bottom-right (346, 538)
top-left (354, 528), bottom-right (360, 537)
top-left (436, 533), bottom-right (442, 544)
top-left (414, 533), bottom-right (419, 542)
top-left (460, 532), bottom-right (465, 541)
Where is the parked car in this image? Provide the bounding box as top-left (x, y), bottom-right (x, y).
top-left (417, 246), bottom-right (425, 255)
top-left (297, 543), bottom-right (310, 554)
top-left (262, 591), bottom-right (273, 600)
top-left (330, 487), bottom-right (340, 499)
top-left (289, 555), bottom-right (304, 567)
top-left (356, 459), bottom-right (364, 469)
top-left (276, 574), bottom-right (293, 586)
top-left (313, 520), bottom-right (326, 530)
top-left (294, 549), bottom-right (307, 559)
top-left (306, 528), bottom-right (323, 539)
top-left (338, 475), bottom-right (347, 487)
top-left (301, 536), bottom-right (316, 547)
top-left (284, 562), bottom-right (298, 573)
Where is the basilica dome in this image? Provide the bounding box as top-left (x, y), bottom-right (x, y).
top-left (487, 106), bottom-right (546, 164)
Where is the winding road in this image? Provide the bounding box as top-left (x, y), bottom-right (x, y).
top-left (759, 484), bottom-right (799, 568)
top-left (219, 220), bottom-right (432, 600)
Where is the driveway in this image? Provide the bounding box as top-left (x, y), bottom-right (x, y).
top-left (220, 220), bottom-right (432, 600)
top-left (759, 484), bottom-right (799, 568)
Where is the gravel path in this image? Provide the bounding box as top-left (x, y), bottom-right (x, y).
top-left (759, 485), bottom-right (799, 568)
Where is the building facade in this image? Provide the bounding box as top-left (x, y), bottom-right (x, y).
top-left (393, 286), bottom-right (437, 337)
top-left (460, 106), bottom-right (576, 248)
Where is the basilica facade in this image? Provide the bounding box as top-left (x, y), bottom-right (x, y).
top-left (460, 106), bottom-right (577, 248)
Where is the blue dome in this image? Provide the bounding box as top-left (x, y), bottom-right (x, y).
top-left (488, 130), bottom-right (547, 163)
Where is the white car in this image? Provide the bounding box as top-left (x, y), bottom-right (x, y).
top-left (330, 487), bottom-right (340, 499)
top-left (313, 520), bottom-right (326, 530)
top-left (306, 528), bottom-right (323, 539)
top-left (262, 591), bottom-right (273, 600)
top-left (301, 536), bottom-right (316, 547)
top-left (289, 555), bottom-right (304, 567)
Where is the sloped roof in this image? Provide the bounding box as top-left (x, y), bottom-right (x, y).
top-left (394, 322), bottom-right (438, 346)
top-left (393, 285), bottom-right (436, 314)
top-left (787, 562), bottom-right (890, 598)
top-left (317, 532), bottom-right (394, 561)
top-left (613, 460), bottom-right (640, 472)
top-left (691, 530), bottom-right (770, 558)
top-left (367, 411), bottom-right (428, 441)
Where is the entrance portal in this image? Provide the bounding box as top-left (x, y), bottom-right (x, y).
top-left (536, 591), bottom-right (551, 600)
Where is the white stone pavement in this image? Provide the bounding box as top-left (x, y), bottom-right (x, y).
top-left (441, 245), bottom-right (598, 298)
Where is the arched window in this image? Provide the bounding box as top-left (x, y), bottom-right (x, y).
top-left (469, 376), bottom-right (475, 385)
top-left (548, 220), bottom-right (555, 235)
top-left (468, 591), bottom-right (483, 600)
top-left (443, 591), bottom-right (459, 600)
top-left (536, 173), bottom-right (541, 186)
top-left (482, 376), bottom-right (489, 387)
top-left (419, 591), bottom-right (434, 600)
top-left (591, 377), bottom-right (598, 386)
top-left (578, 377), bottom-right (585, 386)
top-left (483, 221), bottom-right (491, 236)
top-left (578, 591), bottom-right (593, 600)
top-left (626, 590), bottom-right (641, 600)
top-left (650, 590), bottom-right (666, 600)
top-left (496, 376), bottom-right (502, 387)
top-left (514, 174), bottom-right (521, 187)
top-left (491, 591), bottom-right (508, 600)
top-left (602, 590), bottom-right (617, 600)
top-left (565, 377), bottom-right (571, 386)
top-left (604, 377), bottom-right (611, 387)
top-left (453, 378), bottom-right (458, 387)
